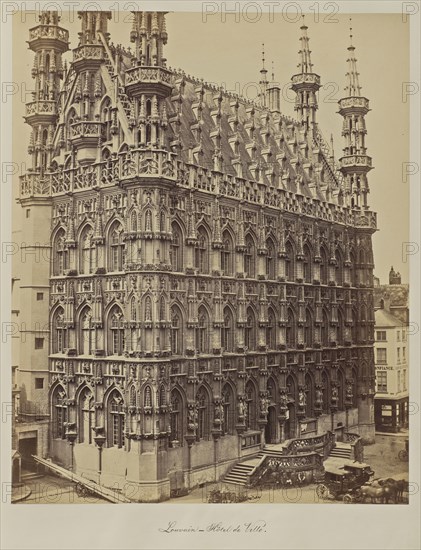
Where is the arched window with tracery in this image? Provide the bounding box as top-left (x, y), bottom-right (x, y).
top-left (170, 388), bottom-right (184, 445)
top-left (53, 229), bottom-right (68, 276)
top-left (285, 241), bottom-right (295, 282)
top-left (109, 222), bottom-right (124, 272)
top-left (196, 306), bottom-right (209, 354)
top-left (144, 386), bottom-right (152, 408)
top-left (195, 227), bottom-right (209, 274)
top-left (80, 225), bottom-right (94, 275)
top-left (245, 381), bottom-right (257, 431)
top-left (335, 249), bottom-right (343, 286)
top-left (337, 309), bottom-right (344, 345)
top-left (101, 98), bottom-right (112, 141)
top-left (52, 385), bottom-right (67, 439)
top-left (129, 385), bottom-right (137, 407)
top-left (303, 244), bottom-right (312, 283)
top-left (244, 235), bottom-right (256, 278)
top-left (158, 385), bottom-right (166, 408)
top-left (245, 307), bottom-right (256, 350)
top-left (170, 222), bottom-right (183, 272)
top-left (221, 307), bottom-right (234, 352)
top-left (107, 389), bottom-right (125, 448)
top-left (221, 231), bottom-right (234, 276)
top-left (130, 297), bottom-right (137, 322)
top-left (108, 306), bottom-right (125, 355)
top-left (80, 307), bottom-right (94, 355)
top-left (196, 386), bottom-right (210, 440)
top-left (52, 307), bottom-right (66, 353)
top-left (170, 305), bottom-right (182, 355)
top-left (266, 238), bottom-right (276, 280)
top-left (266, 308), bottom-right (276, 349)
top-left (286, 308), bottom-right (296, 348)
top-left (79, 388), bottom-right (95, 444)
top-left (222, 384), bottom-right (234, 434)
top-left (320, 246), bottom-right (328, 284)
top-left (304, 308), bottom-right (313, 348)
top-left (144, 295), bottom-right (152, 322)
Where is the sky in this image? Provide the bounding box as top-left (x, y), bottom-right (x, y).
top-left (12, 10), bottom-right (410, 284)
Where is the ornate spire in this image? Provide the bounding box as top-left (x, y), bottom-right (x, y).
top-left (338, 21), bottom-right (373, 210)
top-left (259, 43), bottom-right (268, 107)
top-left (298, 16), bottom-right (313, 74)
top-left (291, 16), bottom-right (321, 133)
top-left (345, 22), bottom-right (362, 97)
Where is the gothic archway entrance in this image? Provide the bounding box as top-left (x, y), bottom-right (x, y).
top-left (284, 403), bottom-right (297, 440)
top-left (264, 406), bottom-right (277, 444)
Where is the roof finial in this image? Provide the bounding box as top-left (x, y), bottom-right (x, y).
top-left (260, 42), bottom-right (268, 106)
top-left (261, 43), bottom-right (266, 70)
top-left (271, 61), bottom-right (275, 82)
top-left (349, 17), bottom-right (353, 47)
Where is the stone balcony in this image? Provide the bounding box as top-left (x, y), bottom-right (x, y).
top-left (340, 154), bottom-right (373, 172)
top-left (72, 45), bottom-right (105, 70)
top-left (69, 121), bottom-right (103, 146)
top-left (28, 24), bottom-right (69, 52)
top-left (124, 65), bottom-right (173, 97)
top-left (291, 73), bottom-right (321, 89)
top-left (338, 96), bottom-right (370, 114)
top-left (25, 100), bottom-right (57, 124)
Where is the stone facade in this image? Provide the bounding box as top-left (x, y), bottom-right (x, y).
top-left (16, 11), bottom-right (377, 501)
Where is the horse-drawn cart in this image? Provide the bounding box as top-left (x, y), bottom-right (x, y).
top-left (316, 460), bottom-right (374, 503)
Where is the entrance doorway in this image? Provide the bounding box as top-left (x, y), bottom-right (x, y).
top-left (284, 403), bottom-right (296, 440)
top-left (265, 406), bottom-right (277, 444)
top-left (18, 437), bottom-right (37, 472)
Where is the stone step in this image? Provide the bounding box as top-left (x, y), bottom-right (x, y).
top-left (21, 472), bottom-right (44, 482)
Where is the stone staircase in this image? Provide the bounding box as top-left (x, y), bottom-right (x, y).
top-left (327, 442), bottom-right (352, 460)
top-left (223, 462), bottom-right (255, 486)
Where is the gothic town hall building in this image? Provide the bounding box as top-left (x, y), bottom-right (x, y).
top-left (16, 11), bottom-right (377, 501)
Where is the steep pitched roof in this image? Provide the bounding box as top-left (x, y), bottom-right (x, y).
top-left (375, 308), bottom-right (405, 328)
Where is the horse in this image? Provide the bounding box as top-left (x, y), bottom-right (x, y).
top-left (395, 479), bottom-right (409, 503)
top-left (359, 484), bottom-right (387, 503)
top-left (367, 478), bottom-right (398, 503)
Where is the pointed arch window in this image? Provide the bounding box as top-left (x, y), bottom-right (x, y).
top-left (335, 249), bottom-right (343, 286)
top-left (52, 386), bottom-right (67, 439)
top-left (245, 307), bottom-right (256, 350)
top-left (130, 297), bottom-right (137, 322)
top-left (337, 309), bottom-right (344, 345)
top-left (144, 386), bottom-right (152, 408)
top-left (129, 385), bottom-right (137, 407)
top-left (195, 227), bottom-right (209, 274)
top-left (80, 388), bottom-right (95, 444)
top-left (170, 389), bottom-right (183, 445)
top-left (107, 390), bottom-right (125, 447)
top-left (144, 295), bottom-right (152, 323)
top-left (108, 306), bottom-right (125, 355)
top-left (158, 385), bottom-right (166, 408)
top-left (80, 308), bottom-right (94, 355)
top-left (303, 244), bottom-right (312, 283)
top-left (267, 378), bottom-right (276, 404)
top-left (53, 229), bottom-right (68, 276)
top-left (244, 235), bottom-right (256, 278)
top-left (196, 387), bottom-right (210, 440)
top-left (285, 241), bottom-right (295, 282)
top-left (196, 306), bottom-right (209, 354)
top-left (221, 307), bottom-right (234, 352)
top-left (53, 308), bottom-right (67, 353)
top-left (245, 381), bottom-right (257, 431)
top-left (286, 308), bottom-right (296, 348)
top-left (222, 384), bottom-right (234, 435)
top-left (304, 308), bottom-right (313, 348)
top-left (266, 308), bottom-right (276, 350)
top-left (321, 309), bottom-right (329, 347)
top-left (144, 209), bottom-right (152, 232)
top-left (159, 211), bottom-right (166, 233)
top-left (221, 231), bottom-right (234, 276)
top-left (170, 223), bottom-right (183, 272)
top-left (320, 247), bottom-right (328, 285)
top-left (170, 306), bottom-right (182, 355)
top-left (109, 223), bottom-right (124, 272)
top-left (266, 238), bottom-right (276, 280)
top-left (80, 226), bottom-right (94, 275)
top-left (352, 308), bottom-right (358, 343)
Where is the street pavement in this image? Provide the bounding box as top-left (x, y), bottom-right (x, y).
top-left (13, 433), bottom-right (409, 505)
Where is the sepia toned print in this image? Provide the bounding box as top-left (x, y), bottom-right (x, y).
top-left (11, 8), bottom-right (410, 507)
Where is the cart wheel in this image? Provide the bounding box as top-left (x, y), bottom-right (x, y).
top-left (316, 484), bottom-right (329, 499)
top-left (343, 494), bottom-right (353, 504)
top-left (398, 450), bottom-right (408, 461)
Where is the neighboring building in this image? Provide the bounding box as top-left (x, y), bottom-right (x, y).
top-left (374, 268), bottom-right (409, 432)
top-left (14, 11), bottom-right (377, 501)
